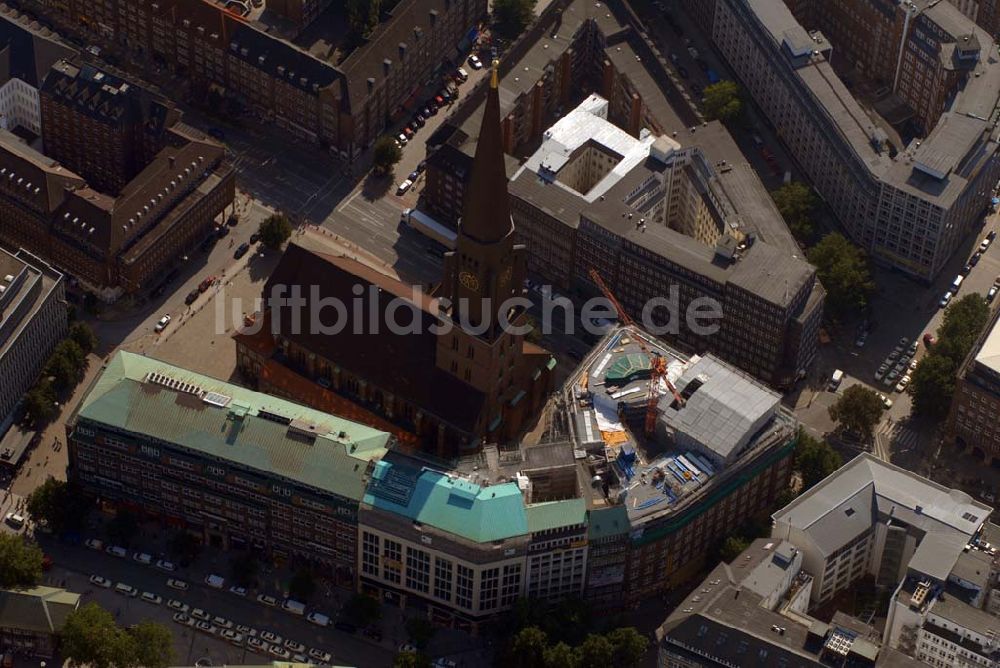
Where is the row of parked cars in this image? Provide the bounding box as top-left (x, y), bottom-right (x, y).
top-left (941, 230), bottom-right (997, 308)
top-left (874, 337), bottom-right (920, 393)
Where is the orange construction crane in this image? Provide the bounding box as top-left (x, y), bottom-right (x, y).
top-left (588, 268), bottom-right (684, 436)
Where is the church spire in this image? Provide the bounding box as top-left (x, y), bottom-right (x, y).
top-left (458, 59), bottom-right (512, 244)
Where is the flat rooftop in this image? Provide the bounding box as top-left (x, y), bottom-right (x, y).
top-left (0, 247), bottom-right (63, 362)
top-left (73, 351), bottom-right (391, 501)
top-left (974, 310), bottom-right (1000, 376)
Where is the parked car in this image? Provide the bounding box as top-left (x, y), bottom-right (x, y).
top-left (167, 578), bottom-right (189, 591)
top-left (269, 646), bottom-right (291, 660)
top-left (195, 621), bottom-right (217, 635)
top-left (257, 594), bottom-right (278, 607)
top-left (989, 230), bottom-right (997, 241)
top-left (284, 640), bottom-right (306, 653)
top-left (233, 242), bottom-right (250, 259)
top-left (972, 252), bottom-right (982, 266)
top-left (455, 67), bottom-right (469, 81)
top-left (114, 583), bottom-right (138, 597)
top-left (402, 126), bottom-right (414, 138)
top-left (198, 277), bottom-right (213, 293)
top-left (172, 612), bottom-right (191, 625)
top-left (247, 637), bottom-right (269, 651)
top-left (962, 263), bottom-right (973, 276)
top-left (877, 393), bottom-right (893, 409)
top-left (306, 612), bottom-right (330, 627)
top-left (940, 291), bottom-right (954, 309)
top-left (205, 574), bottom-right (226, 589)
top-left (85, 538), bottom-right (104, 551)
top-left (397, 179), bottom-right (413, 195)
top-left (260, 631), bottom-right (283, 644)
top-left (250, 231), bottom-right (261, 244)
top-left (89, 575), bottom-right (112, 588)
top-left (191, 608), bottom-right (210, 621)
top-left (923, 333), bottom-right (937, 347)
top-left (468, 54), bottom-right (483, 69)
top-left (155, 559), bottom-right (176, 572)
top-left (408, 170), bottom-right (420, 182)
top-left (397, 133), bottom-right (408, 145)
top-left (184, 289), bottom-right (200, 305)
top-left (133, 552), bottom-right (153, 565)
top-left (309, 649), bottom-right (333, 664)
top-left (989, 285), bottom-right (999, 303)
top-left (154, 315), bottom-right (171, 332)
top-left (167, 599), bottom-right (189, 613)
top-left (229, 585), bottom-right (248, 597)
top-left (213, 616), bottom-right (233, 629)
top-left (141, 592), bottom-right (162, 605)
top-left (221, 629), bottom-right (244, 646)
top-left (106, 545), bottom-right (127, 558)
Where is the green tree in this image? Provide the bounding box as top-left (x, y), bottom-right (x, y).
top-left (393, 652), bottom-right (431, 668)
top-left (544, 642), bottom-right (578, 668)
top-left (774, 487), bottom-right (798, 510)
top-left (607, 627), bottom-right (648, 667)
top-left (24, 379), bottom-right (58, 424)
top-left (258, 213), bottom-right (293, 250)
top-left (771, 181), bottom-right (816, 242)
top-left (494, 0), bottom-right (537, 39)
top-left (795, 430), bottom-right (842, 490)
top-left (405, 617), bottom-right (436, 650)
top-left (575, 634), bottom-right (614, 668)
top-left (106, 510), bottom-right (139, 547)
top-left (511, 626), bottom-right (549, 668)
top-left (229, 552), bottom-right (258, 588)
top-left (289, 568), bottom-right (316, 602)
top-left (718, 535), bottom-right (749, 563)
top-left (0, 534), bottom-right (43, 588)
top-left (343, 593), bottom-right (381, 628)
top-left (909, 352), bottom-right (958, 420)
top-left (60, 602), bottom-right (134, 668)
top-left (938, 295), bottom-right (990, 363)
top-left (69, 321), bottom-right (98, 355)
top-left (829, 385), bottom-right (885, 440)
top-left (806, 232), bottom-right (875, 318)
top-left (127, 621), bottom-right (174, 668)
top-left (47, 340), bottom-right (86, 390)
top-left (702, 81), bottom-right (742, 123)
top-left (373, 135), bottom-right (402, 176)
top-left (27, 478), bottom-right (89, 534)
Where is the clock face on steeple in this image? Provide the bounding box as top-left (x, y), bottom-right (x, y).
top-left (459, 271), bottom-right (480, 292)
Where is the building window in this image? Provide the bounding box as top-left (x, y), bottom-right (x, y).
top-left (383, 539), bottom-right (402, 584)
top-left (480, 567), bottom-right (500, 611)
top-left (434, 558), bottom-right (453, 602)
top-left (456, 564), bottom-right (474, 609)
top-left (500, 563), bottom-right (521, 607)
top-left (362, 531), bottom-right (380, 577)
top-left (406, 547), bottom-right (431, 593)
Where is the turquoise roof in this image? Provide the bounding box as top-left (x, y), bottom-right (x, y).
top-left (587, 505), bottom-right (630, 540)
top-left (364, 458), bottom-right (529, 542)
top-left (75, 352), bottom-right (390, 500)
top-left (526, 499), bottom-right (587, 533)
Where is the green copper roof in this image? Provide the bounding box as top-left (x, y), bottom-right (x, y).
top-left (364, 458), bottom-right (529, 542)
top-left (75, 352), bottom-right (390, 500)
top-left (587, 505), bottom-right (630, 541)
top-left (604, 353), bottom-right (651, 385)
top-left (525, 499), bottom-right (587, 533)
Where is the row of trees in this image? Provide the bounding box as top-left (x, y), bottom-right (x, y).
top-left (24, 321), bottom-right (98, 424)
top-left (909, 294), bottom-right (990, 420)
top-left (500, 625), bottom-right (647, 668)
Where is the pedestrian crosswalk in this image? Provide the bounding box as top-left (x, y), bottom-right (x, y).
top-left (873, 420), bottom-right (921, 461)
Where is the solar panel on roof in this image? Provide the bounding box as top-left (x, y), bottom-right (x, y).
top-left (203, 392), bottom-right (232, 408)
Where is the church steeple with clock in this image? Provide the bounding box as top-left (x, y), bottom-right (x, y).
top-left (437, 59), bottom-right (530, 422)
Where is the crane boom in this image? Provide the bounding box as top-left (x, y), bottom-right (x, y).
top-left (587, 269), bottom-right (684, 436)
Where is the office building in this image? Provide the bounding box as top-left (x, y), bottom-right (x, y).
top-left (697, 0), bottom-right (1000, 282)
top-left (0, 59), bottom-right (235, 300)
top-left (358, 450), bottom-right (587, 631)
top-left (424, 0), bottom-right (698, 227)
top-left (948, 307), bottom-right (1000, 462)
top-left (0, 8), bottom-right (75, 137)
top-left (552, 325), bottom-right (797, 606)
top-left (0, 585), bottom-right (80, 658)
top-left (16, 0), bottom-right (486, 157)
top-left (66, 351), bottom-right (392, 579)
top-left (656, 538), bottom-right (919, 667)
top-left (0, 247), bottom-right (65, 437)
top-left (509, 95), bottom-right (823, 386)
top-left (40, 60), bottom-right (180, 195)
top-left (235, 63), bottom-right (555, 457)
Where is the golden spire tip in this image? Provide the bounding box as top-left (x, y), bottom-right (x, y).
top-left (490, 59), bottom-right (500, 89)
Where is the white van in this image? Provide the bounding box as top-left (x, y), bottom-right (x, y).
top-left (204, 574), bottom-right (225, 589)
top-left (4, 513), bottom-right (24, 529)
top-left (281, 599), bottom-right (306, 616)
top-left (306, 611), bottom-right (329, 627)
top-left (828, 369), bottom-right (844, 391)
top-left (952, 274), bottom-right (965, 291)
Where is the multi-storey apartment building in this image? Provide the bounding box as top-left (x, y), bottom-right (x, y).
top-left (0, 9), bottom-right (75, 137)
top-left (948, 307), bottom-right (1000, 462)
top-left (697, 0), bottom-right (1000, 282)
top-left (66, 351), bottom-right (393, 579)
top-left (556, 325), bottom-right (798, 607)
top-left (509, 95), bottom-right (823, 387)
top-left (0, 246), bottom-right (65, 435)
top-left (39, 60), bottom-right (179, 195)
top-left (0, 58), bottom-right (235, 300)
top-left (14, 0), bottom-right (486, 158)
top-left (358, 451), bottom-right (587, 630)
top-left (424, 0), bottom-right (698, 226)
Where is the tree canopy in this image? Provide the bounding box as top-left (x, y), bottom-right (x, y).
top-left (0, 534), bottom-right (43, 588)
top-left (503, 624), bottom-right (647, 668)
top-left (494, 0), bottom-right (537, 40)
top-left (258, 213), bottom-right (293, 250)
top-left (392, 652), bottom-right (431, 668)
top-left (909, 294), bottom-right (990, 419)
top-left (806, 232), bottom-right (875, 318)
top-left (24, 378), bottom-right (58, 424)
top-left (61, 602), bottom-right (174, 668)
top-left (771, 181), bottom-right (816, 242)
top-left (829, 385), bottom-right (885, 440)
top-left (69, 321), bottom-right (98, 355)
top-left (373, 135), bottom-right (403, 176)
top-left (795, 430), bottom-right (842, 490)
top-left (719, 535), bottom-right (750, 563)
top-left (702, 81), bottom-right (742, 123)
top-left (27, 478), bottom-right (88, 535)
